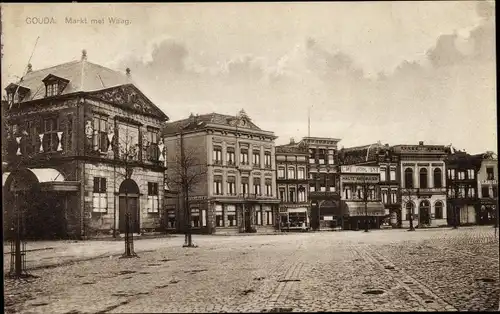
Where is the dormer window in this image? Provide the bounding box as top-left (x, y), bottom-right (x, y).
top-left (42, 74), bottom-right (69, 98)
top-left (5, 83), bottom-right (30, 106)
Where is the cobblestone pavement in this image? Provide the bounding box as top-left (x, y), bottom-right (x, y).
top-left (4, 226), bottom-right (499, 313)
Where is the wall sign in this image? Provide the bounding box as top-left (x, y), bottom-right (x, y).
top-left (341, 165), bottom-right (379, 174)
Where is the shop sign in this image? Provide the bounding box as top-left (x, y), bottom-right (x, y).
top-left (341, 165), bottom-right (379, 174)
top-left (323, 216), bottom-right (333, 221)
top-left (341, 175), bottom-right (379, 183)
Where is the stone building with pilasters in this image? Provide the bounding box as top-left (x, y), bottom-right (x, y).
top-left (162, 110), bottom-right (280, 235)
top-left (392, 141), bottom-right (450, 228)
top-left (2, 51), bottom-right (169, 239)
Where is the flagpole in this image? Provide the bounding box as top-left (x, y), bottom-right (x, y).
top-left (10, 36), bottom-right (40, 109)
top-left (308, 106), bottom-right (311, 137)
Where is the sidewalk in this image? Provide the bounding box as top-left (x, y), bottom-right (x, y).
top-left (3, 234), bottom-right (185, 272)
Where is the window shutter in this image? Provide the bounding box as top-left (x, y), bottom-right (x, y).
top-left (101, 178), bottom-right (107, 193)
top-left (93, 177), bottom-right (100, 193)
top-left (148, 182), bottom-right (152, 195)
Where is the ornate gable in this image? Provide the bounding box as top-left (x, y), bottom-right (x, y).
top-left (226, 109), bottom-right (261, 130)
top-left (88, 84), bottom-right (168, 120)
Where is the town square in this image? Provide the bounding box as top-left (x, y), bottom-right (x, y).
top-left (1, 2), bottom-right (498, 313)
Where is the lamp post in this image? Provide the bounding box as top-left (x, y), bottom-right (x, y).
top-left (364, 182), bottom-right (369, 233)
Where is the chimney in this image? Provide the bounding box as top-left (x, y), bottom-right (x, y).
top-left (419, 141), bottom-right (424, 146)
top-left (126, 67), bottom-right (131, 77)
top-left (290, 137), bottom-right (295, 145)
top-left (27, 63), bottom-right (33, 73)
top-left (81, 49), bottom-right (87, 61)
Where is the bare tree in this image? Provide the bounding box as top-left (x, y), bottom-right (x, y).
top-left (165, 128), bottom-right (207, 248)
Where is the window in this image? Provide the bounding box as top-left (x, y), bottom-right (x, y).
top-left (266, 209), bottom-right (274, 225)
top-left (318, 149), bottom-right (326, 164)
top-left (390, 190), bottom-right (397, 204)
top-left (226, 205), bottom-right (237, 226)
top-left (93, 115), bottom-right (108, 152)
top-left (382, 190), bottom-right (388, 203)
top-left (433, 168), bottom-right (442, 188)
top-left (145, 129), bottom-right (159, 161)
top-left (279, 188), bottom-right (286, 202)
top-left (344, 186), bottom-right (351, 199)
top-left (227, 176), bottom-right (236, 195)
top-left (435, 201), bottom-right (443, 219)
top-left (390, 168), bottom-right (396, 181)
top-left (369, 188), bottom-right (375, 200)
top-left (46, 82), bottom-right (59, 97)
top-left (241, 177), bottom-right (249, 195)
top-left (191, 208), bottom-right (200, 227)
top-left (467, 169), bottom-right (475, 180)
top-left (288, 167), bottom-right (295, 179)
top-left (493, 187), bottom-right (498, 198)
top-left (469, 186), bottom-right (476, 197)
top-left (482, 186), bottom-right (490, 198)
top-left (487, 167), bottom-right (494, 180)
top-left (43, 117), bottom-right (59, 152)
top-left (118, 122), bottom-right (139, 160)
top-left (227, 147), bottom-right (235, 166)
top-left (458, 171), bottom-right (465, 180)
top-left (328, 149), bottom-right (335, 165)
top-left (21, 120), bottom-right (38, 154)
top-left (213, 146), bottom-right (222, 165)
top-left (380, 167), bottom-right (387, 182)
top-left (253, 177), bottom-right (261, 195)
top-left (278, 167), bottom-right (285, 179)
top-left (166, 209), bottom-right (176, 228)
top-left (298, 188), bottom-right (306, 202)
top-left (92, 177), bottom-right (107, 212)
top-left (215, 205), bottom-right (224, 227)
top-left (298, 168), bottom-right (305, 180)
top-left (419, 168), bottom-right (428, 189)
top-left (289, 188), bottom-right (296, 203)
top-left (255, 209), bottom-right (262, 225)
top-left (253, 150), bottom-right (261, 167)
top-left (405, 202), bottom-right (414, 221)
top-left (265, 179), bottom-right (272, 196)
top-left (264, 152), bottom-right (272, 168)
top-left (460, 185), bottom-right (466, 198)
top-left (240, 148), bottom-right (249, 165)
top-left (309, 148), bottom-right (316, 164)
top-left (147, 182), bottom-right (159, 213)
top-left (213, 175), bottom-right (223, 195)
top-left (404, 168), bottom-right (414, 188)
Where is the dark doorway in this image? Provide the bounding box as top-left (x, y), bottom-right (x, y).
top-left (118, 179), bottom-right (140, 234)
top-left (244, 208), bottom-right (252, 232)
top-left (419, 200), bottom-right (431, 225)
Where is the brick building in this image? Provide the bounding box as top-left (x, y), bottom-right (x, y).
top-left (392, 142), bottom-right (449, 228)
top-left (162, 110), bottom-right (280, 235)
top-left (445, 151), bottom-right (483, 226)
top-left (299, 137), bottom-right (341, 230)
top-left (476, 151), bottom-right (498, 225)
top-left (2, 51), bottom-right (169, 239)
top-left (276, 138), bottom-right (310, 231)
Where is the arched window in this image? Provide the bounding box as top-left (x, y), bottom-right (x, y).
top-left (419, 168), bottom-right (428, 189)
top-left (435, 201), bottom-right (443, 219)
top-left (404, 168), bottom-right (414, 188)
top-left (405, 202), bottom-right (414, 220)
top-left (434, 168), bottom-right (442, 188)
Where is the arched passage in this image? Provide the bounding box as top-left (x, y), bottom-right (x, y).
top-left (118, 179), bottom-right (140, 233)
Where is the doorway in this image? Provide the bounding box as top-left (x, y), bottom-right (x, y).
top-left (419, 200), bottom-right (431, 225)
top-left (118, 179), bottom-right (140, 234)
top-left (244, 206), bottom-right (252, 232)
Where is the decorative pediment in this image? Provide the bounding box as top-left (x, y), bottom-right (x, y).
top-left (227, 109), bottom-right (261, 130)
top-left (42, 74), bottom-right (70, 84)
top-left (88, 84), bottom-right (168, 120)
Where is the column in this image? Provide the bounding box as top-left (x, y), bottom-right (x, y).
top-left (428, 166), bottom-right (433, 188)
top-left (414, 167), bottom-right (419, 188)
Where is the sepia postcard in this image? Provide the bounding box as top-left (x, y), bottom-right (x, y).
top-left (1, 2), bottom-right (498, 313)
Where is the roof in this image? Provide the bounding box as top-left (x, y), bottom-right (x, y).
top-left (276, 142), bottom-right (308, 154)
top-left (338, 143), bottom-right (384, 165)
top-left (162, 111), bottom-right (274, 137)
top-left (7, 59), bottom-right (131, 102)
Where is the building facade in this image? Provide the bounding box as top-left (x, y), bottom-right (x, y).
top-left (476, 151), bottom-right (498, 225)
top-left (392, 142), bottom-right (449, 228)
top-left (300, 137), bottom-right (341, 230)
top-left (445, 152), bottom-right (483, 226)
top-left (276, 138), bottom-right (310, 230)
top-left (338, 143), bottom-right (400, 228)
top-left (2, 51), bottom-right (169, 239)
top-left (162, 110), bottom-right (280, 235)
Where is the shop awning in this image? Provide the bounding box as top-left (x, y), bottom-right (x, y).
top-left (2, 172), bottom-right (11, 187)
top-left (29, 168), bottom-right (66, 182)
top-left (342, 201), bottom-right (386, 217)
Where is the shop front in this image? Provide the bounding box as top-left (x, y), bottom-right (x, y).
top-left (342, 201), bottom-right (386, 230)
top-left (279, 205), bottom-right (309, 231)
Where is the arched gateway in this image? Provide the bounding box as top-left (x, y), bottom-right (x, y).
top-left (118, 179), bottom-right (141, 234)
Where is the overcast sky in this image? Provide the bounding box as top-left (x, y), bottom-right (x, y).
top-left (2, 2), bottom-right (496, 154)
